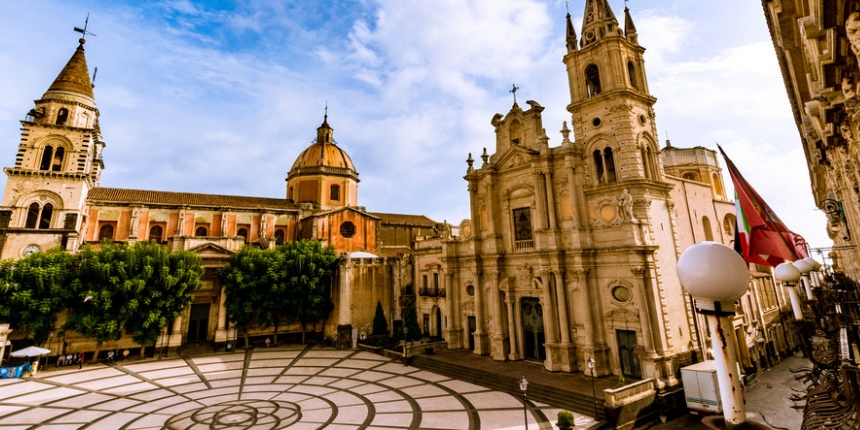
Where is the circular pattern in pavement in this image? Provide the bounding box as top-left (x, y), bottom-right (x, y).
top-left (0, 346), bottom-right (590, 429)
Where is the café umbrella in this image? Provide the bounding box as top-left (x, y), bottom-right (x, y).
top-left (10, 346), bottom-right (51, 358)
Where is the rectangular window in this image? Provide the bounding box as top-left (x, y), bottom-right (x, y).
top-left (513, 207), bottom-right (533, 241)
top-left (422, 275), bottom-right (428, 295)
top-left (330, 184), bottom-right (340, 201)
top-left (433, 273), bottom-right (439, 295)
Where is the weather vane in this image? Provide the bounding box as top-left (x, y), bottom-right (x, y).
top-left (565, 0), bottom-right (569, 13)
top-left (510, 84), bottom-right (520, 104)
top-left (74, 13), bottom-right (96, 40)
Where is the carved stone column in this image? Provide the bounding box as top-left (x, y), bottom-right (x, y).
top-left (444, 271), bottom-right (461, 348)
top-left (473, 270), bottom-right (489, 355)
top-left (544, 172), bottom-right (557, 230)
top-left (215, 286), bottom-right (229, 343)
top-left (505, 298), bottom-right (518, 361)
top-left (488, 270), bottom-right (506, 361)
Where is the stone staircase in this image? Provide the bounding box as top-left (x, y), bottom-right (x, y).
top-left (409, 354), bottom-right (606, 421)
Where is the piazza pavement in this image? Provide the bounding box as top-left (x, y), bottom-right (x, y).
top-left (0, 345), bottom-right (598, 429)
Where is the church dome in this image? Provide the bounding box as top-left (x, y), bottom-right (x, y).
top-left (289, 115), bottom-right (356, 174)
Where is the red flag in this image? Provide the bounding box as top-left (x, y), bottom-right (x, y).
top-left (718, 146), bottom-right (808, 267)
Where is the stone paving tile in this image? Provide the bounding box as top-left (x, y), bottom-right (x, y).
top-left (0, 345), bottom-right (597, 429)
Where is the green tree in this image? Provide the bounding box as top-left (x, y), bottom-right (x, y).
top-left (400, 300), bottom-right (421, 341)
top-left (372, 300), bottom-right (388, 336)
top-left (63, 242), bottom-right (133, 361)
top-left (0, 249), bottom-right (73, 345)
top-left (122, 241), bottom-right (203, 359)
top-left (276, 240), bottom-right (337, 344)
top-left (218, 246), bottom-right (273, 349)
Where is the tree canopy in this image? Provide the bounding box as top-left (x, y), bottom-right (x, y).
top-left (0, 248), bottom-right (73, 345)
top-left (218, 240), bottom-right (338, 347)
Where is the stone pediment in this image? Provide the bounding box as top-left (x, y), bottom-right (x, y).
top-left (494, 145), bottom-right (540, 170)
top-left (188, 242), bottom-right (234, 257)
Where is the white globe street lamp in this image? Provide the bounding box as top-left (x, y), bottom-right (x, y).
top-left (519, 376), bottom-right (529, 430)
top-left (775, 262), bottom-right (803, 320)
top-left (677, 242), bottom-right (749, 429)
top-left (794, 257), bottom-right (816, 299)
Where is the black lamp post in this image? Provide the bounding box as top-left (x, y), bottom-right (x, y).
top-left (587, 356), bottom-right (598, 419)
top-left (403, 327), bottom-right (408, 366)
top-left (519, 375), bottom-right (529, 430)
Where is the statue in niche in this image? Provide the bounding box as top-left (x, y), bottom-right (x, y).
top-left (617, 188), bottom-right (636, 222)
top-left (847, 12), bottom-right (860, 58)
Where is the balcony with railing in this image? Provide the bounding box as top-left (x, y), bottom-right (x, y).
top-left (418, 288), bottom-right (446, 298)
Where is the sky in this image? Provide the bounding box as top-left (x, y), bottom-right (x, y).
top-left (0, 0), bottom-right (833, 251)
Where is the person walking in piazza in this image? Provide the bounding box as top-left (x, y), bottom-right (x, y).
top-left (265, 337), bottom-right (271, 348)
top-left (78, 352), bottom-right (84, 369)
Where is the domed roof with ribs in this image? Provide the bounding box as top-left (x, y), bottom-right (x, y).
top-left (288, 115), bottom-right (357, 178)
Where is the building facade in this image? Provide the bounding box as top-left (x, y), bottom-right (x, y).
top-left (1, 2), bottom-right (797, 384)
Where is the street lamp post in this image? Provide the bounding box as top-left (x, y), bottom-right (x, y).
top-left (794, 258), bottom-right (815, 299)
top-left (519, 376), bottom-right (528, 430)
top-left (587, 356), bottom-right (598, 419)
top-left (403, 327), bottom-right (408, 366)
top-left (677, 242), bottom-right (750, 429)
top-left (775, 262), bottom-right (803, 320)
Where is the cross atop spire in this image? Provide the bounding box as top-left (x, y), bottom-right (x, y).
top-left (510, 84), bottom-right (520, 105)
top-left (73, 14), bottom-right (96, 45)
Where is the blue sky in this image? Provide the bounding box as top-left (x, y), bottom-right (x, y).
top-left (0, 1), bottom-right (832, 251)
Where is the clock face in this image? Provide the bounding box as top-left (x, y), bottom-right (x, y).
top-left (22, 245), bottom-right (40, 257)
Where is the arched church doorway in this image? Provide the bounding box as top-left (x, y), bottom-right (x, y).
top-left (187, 303), bottom-right (210, 343)
top-left (616, 329), bottom-right (642, 378)
top-left (521, 297), bottom-right (545, 361)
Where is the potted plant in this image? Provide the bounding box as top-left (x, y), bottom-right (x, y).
top-left (557, 411), bottom-right (575, 430)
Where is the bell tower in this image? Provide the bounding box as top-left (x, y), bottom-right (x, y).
top-left (564, 2), bottom-right (662, 184)
top-left (0, 36), bottom-right (104, 258)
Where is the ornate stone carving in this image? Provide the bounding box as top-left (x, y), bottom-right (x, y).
top-left (609, 103), bottom-right (634, 113)
top-left (517, 264), bottom-right (532, 289)
top-left (617, 189), bottom-right (636, 222)
top-left (631, 266), bottom-right (646, 276)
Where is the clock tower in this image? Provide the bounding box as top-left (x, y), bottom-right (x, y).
top-left (0, 36), bottom-right (104, 258)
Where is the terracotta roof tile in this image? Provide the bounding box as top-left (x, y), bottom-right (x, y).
top-left (88, 187), bottom-right (299, 211)
top-left (370, 212), bottom-right (437, 226)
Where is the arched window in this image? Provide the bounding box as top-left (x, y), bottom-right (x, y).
top-left (593, 149), bottom-right (604, 183)
top-left (585, 64), bottom-right (602, 97)
top-left (330, 184), bottom-right (340, 201)
top-left (99, 224), bottom-right (115, 241)
top-left (604, 147), bottom-right (617, 182)
top-left (509, 119), bottom-right (522, 145)
top-left (628, 61), bottom-right (638, 90)
top-left (51, 147), bottom-right (64, 171)
top-left (25, 202), bottom-right (39, 228)
top-left (195, 226), bottom-right (208, 237)
top-left (149, 225), bottom-right (164, 242)
top-left (713, 173), bottom-right (724, 198)
top-left (56, 108), bottom-right (69, 125)
top-left (702, 216), bottom-right (714, 241)
top-left (24, 202), bottom-right (53, 229)
top-left (40, 146), bottom-right (54, 171)
top-left (237, 228), bottom-right (248, 242)
top-left (274, 228), bottom-right (285, 245)
top-left (723, 214), bottom-right (736, 238)
top-left (39, 203), bottom-right (53, 229)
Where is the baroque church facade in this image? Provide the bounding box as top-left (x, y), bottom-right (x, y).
top-left (1, 1), bottom-right (796, 384)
